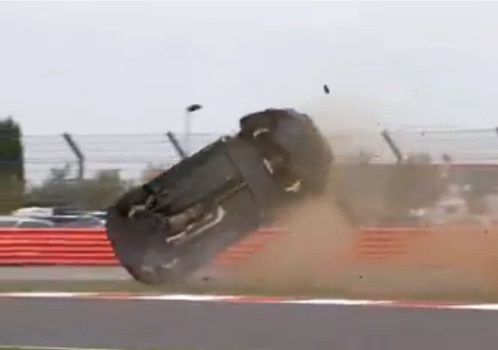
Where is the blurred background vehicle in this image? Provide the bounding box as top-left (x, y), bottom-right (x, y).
top-left (0, 215), bottom-right (55, 228)
top-left (44, 214), bottom-right (105, 228)
top-left (10, 206), bottom-right (105, 228)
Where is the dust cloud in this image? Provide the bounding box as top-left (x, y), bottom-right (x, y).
top-left (235, 184), bottom-right (354, 290)
top-left (300, 92), bottom-right (391, 163)
top-left (235, 96), bottom-right (386, 290)
top-left (300, 92), bottom-right (384, 135)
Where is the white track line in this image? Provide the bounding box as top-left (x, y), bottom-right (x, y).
top-left (1, 292), bottom-right (498, 311)
top-left (0, 346), bottom-right (122, 350)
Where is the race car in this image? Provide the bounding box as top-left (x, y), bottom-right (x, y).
top-left (105, 108), bottom-right (333, 285)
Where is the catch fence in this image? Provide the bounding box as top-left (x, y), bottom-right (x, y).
top-left (16, 127), bottom-right (498, 185)
top-left (3, 127), bottom-right (498, 224)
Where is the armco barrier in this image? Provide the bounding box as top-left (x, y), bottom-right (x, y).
top-left (338, 225), bottom-right (498, 296)
top-left (2, 225), bottom-right (498, 284)
top-left (353, 225), bottom-right (498, 268)
top-left (0, 228), bottom-right (116, 266)
top-left (209, 228), bottom-right (283, 268)
top-left (0, 227), bottom-right (284, 267)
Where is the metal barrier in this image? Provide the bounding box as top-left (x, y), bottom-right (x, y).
top-left (353, 225), bottom-right (498, 269)
top-left (0, 228), bottom-right (115, 265)
top-left (209, 228), bottom-right (283, 268)
top-left (1, 226), bottom-right (497, 278)
top-left (0, 227), bottom-right (284, 267)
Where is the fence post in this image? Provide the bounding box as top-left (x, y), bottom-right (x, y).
top-left (184, 104), bottom-right (203, 156)
top-left (62, 133), bottom-right (85, 180)
top-left (381, 129), bottom-right (403, 163)
top-left (166, 131), bottom-right (187, 160)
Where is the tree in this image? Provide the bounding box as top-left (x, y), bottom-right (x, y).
top-left (0, 117), bottom-right (25, 213)
top-left (382, 153), bottom-right (446, 221)
top-left (25, 167), bottom-right (134, 210)
top-left (80, 169), bottom-right (134, 210)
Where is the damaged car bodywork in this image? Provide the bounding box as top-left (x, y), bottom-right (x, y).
top-left (105, 108), bottom-right (333, 285)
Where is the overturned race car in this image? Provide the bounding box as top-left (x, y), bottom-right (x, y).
top-left (105, 108), bottom-right (333, 285)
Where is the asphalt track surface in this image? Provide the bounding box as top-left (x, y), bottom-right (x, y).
top-left (2, 297), bottom-right (498, 350)
top-left (0, 267), bottom-right (129, 281)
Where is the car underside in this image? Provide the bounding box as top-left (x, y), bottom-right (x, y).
top-left (105, 108), bottom-right (333, 285)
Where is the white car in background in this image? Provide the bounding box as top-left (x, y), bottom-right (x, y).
top-left (11, 207), bottom-right (55, 217)
top-left (0, 215), bottom-right (55, 228)
top-left (10, 207), bottom-right (106, 227)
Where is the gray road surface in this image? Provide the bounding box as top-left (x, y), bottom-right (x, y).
top-left (0, 267), bottom-right (130, 281)
top-left (1, 297), bottom-right (498, 350)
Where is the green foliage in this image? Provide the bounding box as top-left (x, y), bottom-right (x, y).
top-left (329, 152), bottom-right (449, 224)
top-left (382, 154), bottom-right (447, 220)
top-left (25, 165), bottom-right (135, 210)
top-left (0, 116), bottom-right (25, 213)
top-left (81, 169), bottom-right (135, 209)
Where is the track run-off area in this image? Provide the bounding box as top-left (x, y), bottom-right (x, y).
top-left (2, 293), bottom-right (498, 350)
